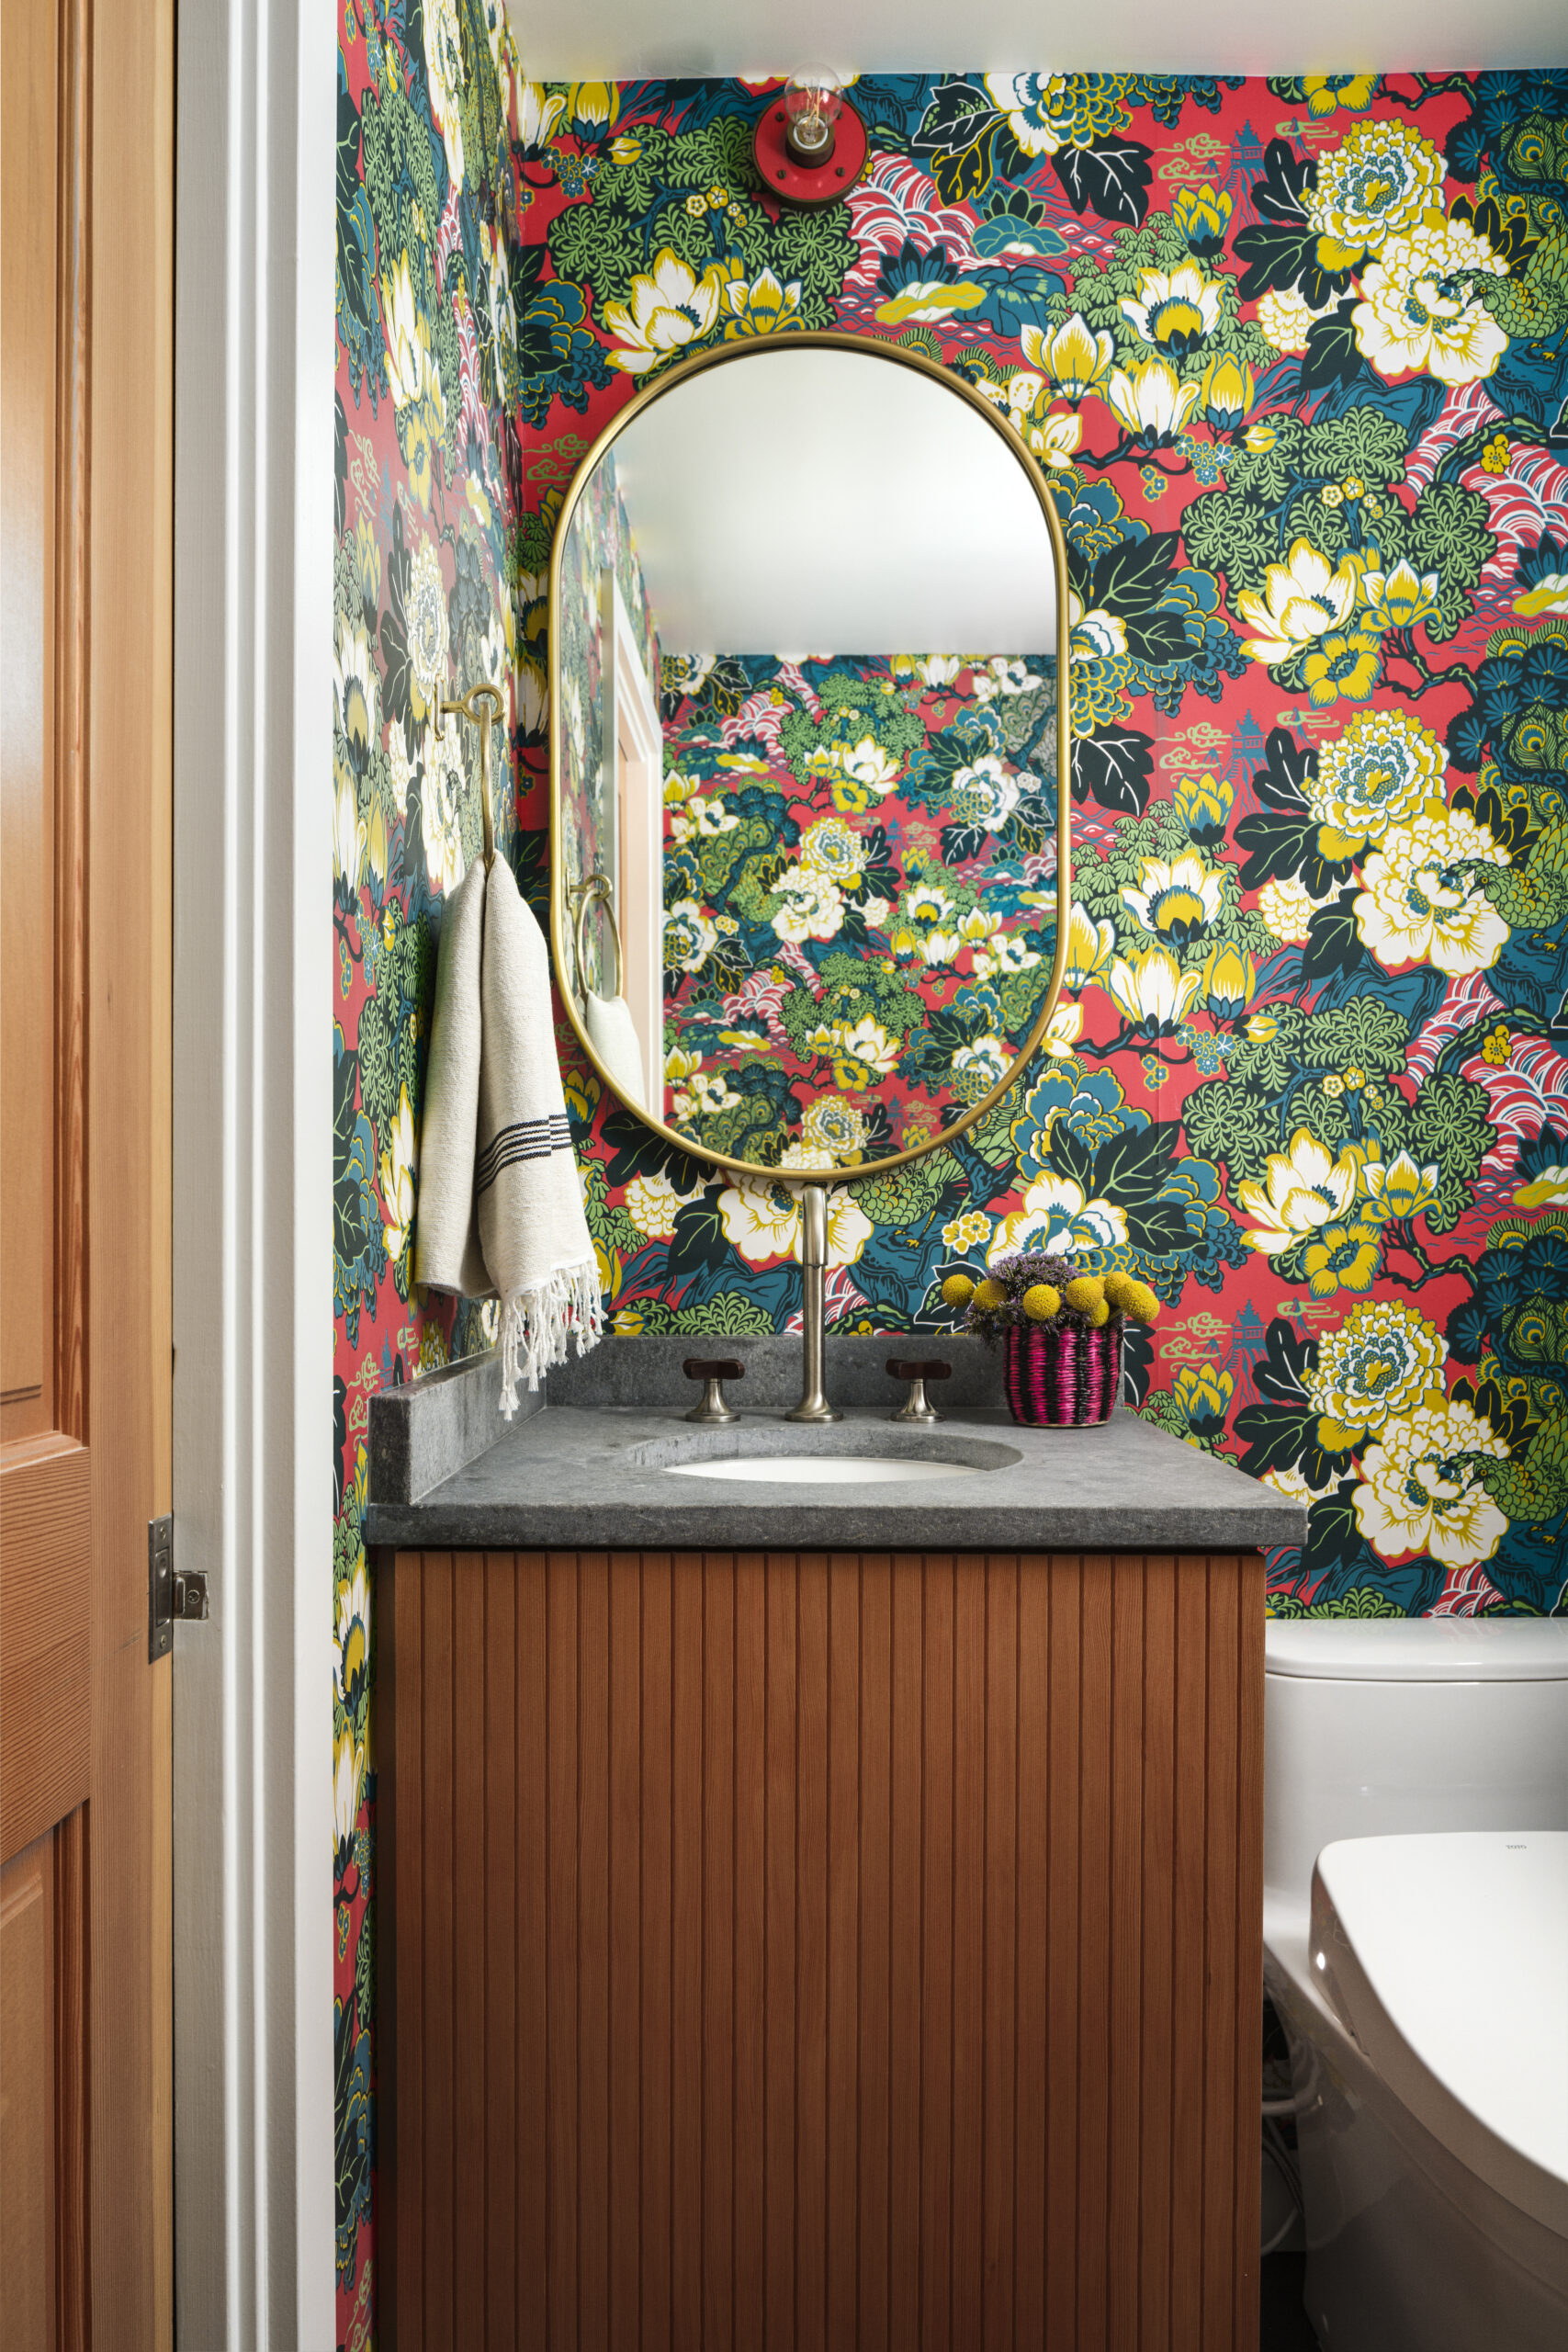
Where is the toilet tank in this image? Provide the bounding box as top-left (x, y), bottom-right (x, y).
top-left (1264, 1620), bottom-right (1568, 1916)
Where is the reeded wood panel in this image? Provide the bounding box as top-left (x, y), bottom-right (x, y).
top-left (386, 1549), bottom-right (1264, 2352)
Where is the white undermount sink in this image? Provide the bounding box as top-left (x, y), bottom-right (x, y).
top-left (637, 1425), bottom-right (1021, 1484)
top-left (668, 1453), bottom-right (984, 1485)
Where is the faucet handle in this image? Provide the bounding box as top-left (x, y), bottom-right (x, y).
top-left (683, 1357), bottom-right (744, 1425)
top-left (886, 1358), bottom-right (951, 1424)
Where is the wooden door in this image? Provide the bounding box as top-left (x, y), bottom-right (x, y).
top-left (1, 0), bottom-right (175, 2340)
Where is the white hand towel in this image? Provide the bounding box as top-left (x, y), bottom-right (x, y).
top-left (415, 852), bottom-right (602, 1415)
top-left (582, 987), bottom-right (647, 1111)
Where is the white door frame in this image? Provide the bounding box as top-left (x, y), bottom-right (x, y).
top-left (172, 0), bottom-right (336, 2343)
top-left (603, 582), bottom-right (665, 1110)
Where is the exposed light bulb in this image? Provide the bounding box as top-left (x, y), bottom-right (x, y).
top-left (784, 72), bottom-right (845, 165)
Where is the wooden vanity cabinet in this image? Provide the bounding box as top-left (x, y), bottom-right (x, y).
top-left (381, 1546), bottom-right (1264, 2350)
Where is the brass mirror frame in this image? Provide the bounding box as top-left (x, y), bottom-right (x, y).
top-left (548, 328), bottom-right (1074, 1185)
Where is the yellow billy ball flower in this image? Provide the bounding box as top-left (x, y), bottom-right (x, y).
top-left (1063, 1275), bottom-right (1105, 1313)
top-left (974, 1277), bottom-right (1007, 1311)
top-left (941, 1273), bottom-right (976, 1308)
top-left (1101, 1271), bottom-right (1139, 1310)
top-left (1021, 1283), bottom-right (1061, 1322)
top-left (1086, 1297), bottom-right (1111, 1328)
top-left (1128, 1283), bottom-right (1161, 1324)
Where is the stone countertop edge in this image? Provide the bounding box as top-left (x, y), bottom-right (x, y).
top-left (366, 1399), bottom-right (1308, 1555)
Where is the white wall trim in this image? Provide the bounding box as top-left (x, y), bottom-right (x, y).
top-left (173, 0), bottom-right (335, 2343)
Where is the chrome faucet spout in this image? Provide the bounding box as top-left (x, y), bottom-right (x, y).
top-left (784, 1184), bottom-right (840, 1422)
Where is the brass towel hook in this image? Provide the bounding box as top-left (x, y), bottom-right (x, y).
top-left (438, 680), bottom-right (505, 871)
top-left (568, 872), bottom-right (624, 998)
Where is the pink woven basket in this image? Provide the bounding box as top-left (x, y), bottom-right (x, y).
top-left (1003, 1322), bottom-right (1122, 1428)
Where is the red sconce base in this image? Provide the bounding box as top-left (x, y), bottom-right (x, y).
top-left (751, 96), bottom-right (869, 208)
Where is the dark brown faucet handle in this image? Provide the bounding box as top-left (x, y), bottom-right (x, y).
top-left (683, 1358), bottom-right (744, 1384)
top-left (885, 1358), bottom-right (952, 1383)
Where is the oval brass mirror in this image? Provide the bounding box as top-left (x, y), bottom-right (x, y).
top-left (549, 332), bottom-right (1072, 1181)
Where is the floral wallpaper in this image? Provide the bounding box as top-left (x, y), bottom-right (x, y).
top-left (333, 2), bottom-right (523, 2340)
top-left (658, 651), bottom-right (1063, 1163)
top-left (332, 47), bottom-right (1568, 2350)
top-left (518, 66), bottom-right (1568, 1632)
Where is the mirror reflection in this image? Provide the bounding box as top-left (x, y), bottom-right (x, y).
top-left (554, 341), bottom-right (1066, 1173)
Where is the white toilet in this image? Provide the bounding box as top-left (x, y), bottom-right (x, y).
top-left (1263, 1619), bottom-right (1568, 2350)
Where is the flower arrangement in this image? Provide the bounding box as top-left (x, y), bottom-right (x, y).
top-left (941, 1250), bottom-right (1161, 1340)
top-left (942, 1252), bottom-right (1161, 1428)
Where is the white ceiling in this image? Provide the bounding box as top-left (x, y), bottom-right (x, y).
top-left (606, 347), bottom-right (1057, 656)
top-left (508, 0), bottom-right (1565, 77)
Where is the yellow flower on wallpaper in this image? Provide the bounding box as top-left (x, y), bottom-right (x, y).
top-left (601, 247), bottom-right (733, 375)
top-left (1515, 556), bottom-right (1568, 617)
top-left (1303, 74), bottom-right (1379, 118)
top-left (724, 266), bottom-right (804, 340)
top-left (1309, 704), bottom-right (1446, 854)
top-left (1121, 849), bottom-right (1224, 941)
top-left (1023, 311), bottom-right (1114, 401)
top-left (1353, 1396), bottom-right (1507, 1567)
top-left (334, 1559), bottom-right (370, 1722)
top-left (1105, 356), bottom-right (1201, 442)
top-left (1515, 1148), bottom-right (1568, 1207)
top-left (1107, 944), bottom-right (1202, 1033)
top-left (833, 1015), bottom-right (899, 1085)
top-left (1030, 407), bottom-right (1082, 468)
top-left (1237, 538), bottom-right (1363, 664)
top-left (1063, 902), bottom-right (1117, 987)
top-left (1361, 1148), bottom-right (1441, 1222)
top-left (1308, 119), bottom-right (1445, 266)
top-left (1303, 1218), bottom-right (1382, 1300)
top-left (1236, 1127), bottom-right (1359, 1254)
top-left (1359, 556), bottom-right (1442, 632)
top-left (1171, 182), bottom-right (1233, 251)
top-left (517, 79), bottom-right (566, 153)
top-left (1303, 627), bottom-right (1383, 709)
top-left (378, 1084), bottom-right (417, 1262)
top-left (1119, 262), bottom-right (1224, 358)
top-left (1042, 1001), bottom-right (1084, 1057)
top-left (1308, 1298), bottom-right (1449, 1451)
top-left (381, 249), bottom-right (447, 509)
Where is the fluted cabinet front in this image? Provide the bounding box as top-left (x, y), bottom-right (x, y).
top-left (382, 1548), bottom-right (1264, 2351)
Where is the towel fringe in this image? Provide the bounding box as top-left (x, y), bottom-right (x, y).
top-left (497, 1257), bottom-right (604, 1418)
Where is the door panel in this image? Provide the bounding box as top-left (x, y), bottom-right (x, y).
top-left (1, 0), bottom-right (174, 2336)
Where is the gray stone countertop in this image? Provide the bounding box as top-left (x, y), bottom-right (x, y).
top-left (366, 1401), bottom-right (1307, 1555)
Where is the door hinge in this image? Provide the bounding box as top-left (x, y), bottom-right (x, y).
top-left (148, 1514), bottom-right (208, 1659)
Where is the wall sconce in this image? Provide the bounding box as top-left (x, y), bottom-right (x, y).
top-left (752, 72), bottom-right (868, 207)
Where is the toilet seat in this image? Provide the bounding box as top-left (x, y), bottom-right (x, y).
top-left (1311, 1830), bottom-right (1568, 2243)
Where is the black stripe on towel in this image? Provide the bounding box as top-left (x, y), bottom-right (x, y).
top-left (474, 1115), bottom-right (570, 1190)
top-left (474, 1118), bottom-right (572, 1197)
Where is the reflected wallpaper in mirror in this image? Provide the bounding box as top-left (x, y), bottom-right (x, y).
top-left (553, 340), bottom-right (1066, 1171)
top-left (659, 650), bottom-right (1060, 1168)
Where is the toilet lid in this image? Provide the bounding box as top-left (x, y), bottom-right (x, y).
top-left (1312, 1831), bottom-right (1568, 2238)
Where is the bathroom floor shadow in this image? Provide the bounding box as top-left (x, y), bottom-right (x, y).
top-left (1261, 2252), bottom-right (1321, 2350)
